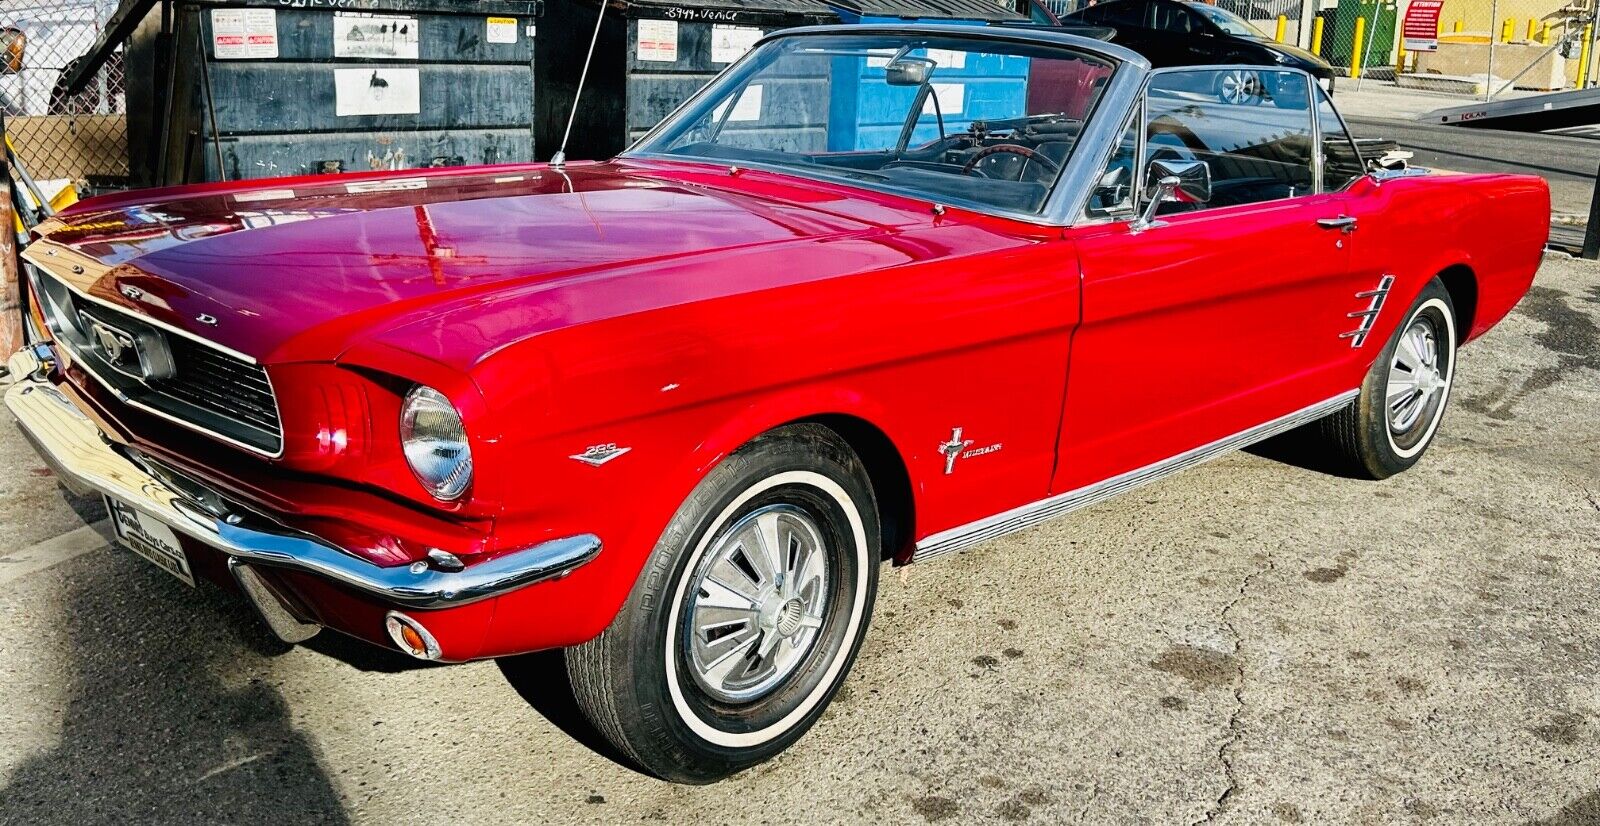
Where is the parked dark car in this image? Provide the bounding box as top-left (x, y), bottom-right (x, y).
top-left (1064, 0), bottom-right (1336, 102)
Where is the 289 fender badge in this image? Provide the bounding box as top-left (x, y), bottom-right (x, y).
top-left (571, 443), bottom-right (630, 467)
top-left (940, 427), bottom-right (1003, 475)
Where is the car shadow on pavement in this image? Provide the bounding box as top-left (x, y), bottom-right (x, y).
top-left (301, 627), bottom-right (440, 674)
top-left (496, 650), bottom-right (641, 774)
top-left (1246, 426), bottom-right (1373, 480)
top-left (0, 553), bottom-right (351, 823)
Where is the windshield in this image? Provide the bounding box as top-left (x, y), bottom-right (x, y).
top-left (628, 33), bottom-right (1119, 215)
top-left (1188, 4), bottom-right (1267, 38)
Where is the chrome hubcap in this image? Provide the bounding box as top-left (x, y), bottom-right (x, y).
top-left (1386, 317), bottom-right (1446, 433)
top-left (685, 504), bottom-right (829, 703)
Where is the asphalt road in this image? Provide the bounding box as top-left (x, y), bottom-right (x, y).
top-left (1, 254), bottom-right (1598, 824)
top-left (1346, 116), bottom-right (1600, 221)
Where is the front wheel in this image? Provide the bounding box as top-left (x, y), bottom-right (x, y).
top-left (566, 424), bottom-right (880, 783)
top-left (1316, 278), bottom-right (1458, 479)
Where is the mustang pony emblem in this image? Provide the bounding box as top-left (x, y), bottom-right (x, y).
top-left (941, 427), bottom-right (1003, 475)
top-left (939, 428), bottom-right (973, 475)
top-left (87, 320), bottom-right (142, 377)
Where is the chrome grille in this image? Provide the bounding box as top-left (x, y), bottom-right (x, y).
top-left (158, 337), bottom-right (281, 436)
top-left (28, 263), bottom-right (284, 456)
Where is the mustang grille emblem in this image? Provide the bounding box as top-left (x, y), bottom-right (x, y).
top-left (1340, 274), bottom-right (1395, 348)
top-left (78, 314), bottom-right (176, 381)
top-left (88, 320), bottom-right (142, 376)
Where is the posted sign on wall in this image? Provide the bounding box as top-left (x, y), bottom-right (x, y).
top-left (1402, 0), bottom-right (1444, 52)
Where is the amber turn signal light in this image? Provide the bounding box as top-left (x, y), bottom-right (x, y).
top-left (385, 611), bottom-right (441, 660)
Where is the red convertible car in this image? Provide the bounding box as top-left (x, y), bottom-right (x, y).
top-left (6, 25), bottom-right (1545, 782)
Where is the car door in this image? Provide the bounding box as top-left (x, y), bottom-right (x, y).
top-left (1052, 67), bottom-right (1371, 492)
top-left (1146, 0), bottom-right (1215, 65)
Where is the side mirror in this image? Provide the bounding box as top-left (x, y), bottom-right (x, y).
top-left (885, 58), bottom-right (933, 87)
top-left (1132, 158), bottom-right (1211, 232)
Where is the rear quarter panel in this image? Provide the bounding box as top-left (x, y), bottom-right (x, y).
top-left (1345, 171), bottom-right (1547, 348)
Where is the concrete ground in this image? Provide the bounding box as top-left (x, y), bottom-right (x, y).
top-left (0, 254), bottom-right (1597, 824)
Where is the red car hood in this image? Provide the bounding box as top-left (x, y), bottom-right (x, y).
top-left (27, 160), bottom-right (915, 363)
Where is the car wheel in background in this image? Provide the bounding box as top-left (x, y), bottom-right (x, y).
top-left (1316, 278), bottom-right (1458, 479)
top-left (1215, 68), bottom-right (1264, 105)
top-left (566, 424), bottom-right (880, 783)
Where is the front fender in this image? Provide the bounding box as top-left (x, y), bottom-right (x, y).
top-left (470, 379), bottom-right (912, 657)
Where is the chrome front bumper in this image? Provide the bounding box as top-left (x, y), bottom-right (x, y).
top-left (5, 344), bottom-right (600, 614)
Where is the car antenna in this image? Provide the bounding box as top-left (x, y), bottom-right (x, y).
top-left (550, 1), bottom-right (607, 169)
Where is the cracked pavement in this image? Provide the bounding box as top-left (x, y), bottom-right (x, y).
top-left (1, 253), bottom-right (1598, 823)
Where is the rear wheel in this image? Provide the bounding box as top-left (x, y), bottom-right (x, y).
top-left (1316, 278), bottom-right (1458, 479)
top-left (566, 424), bottom-right (879, 783)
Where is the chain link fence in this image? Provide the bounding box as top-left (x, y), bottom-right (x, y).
top-left (1, 0), bottom-right (126, 208)
top-left (1218, 0), bottom-right (1599, 100)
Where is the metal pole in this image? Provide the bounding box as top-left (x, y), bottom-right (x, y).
top-left (1485, 0), bottom-right (1499, 100)
top-left (1587, 14), bottom-right (1600, 88)
top-left (1489, 30), bottom-right (1572, 98)
top-left (195, 15), bottom-right (226, 182)
top-left (1356, 6), bottom-right (1382, 90)
top-left (1582, 160), bottom-right (1600, 260)
top-left (0, 103), bottom-right (23, 359)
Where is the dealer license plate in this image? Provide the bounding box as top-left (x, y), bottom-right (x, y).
top-left (105, 496), bottom-right (195, 587)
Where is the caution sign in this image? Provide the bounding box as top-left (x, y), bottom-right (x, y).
top-left (1403, 0), bottom-right (1444, 52)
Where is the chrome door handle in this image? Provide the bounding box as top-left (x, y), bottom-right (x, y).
top-left (1317, 215), bottom-right (1358, 233)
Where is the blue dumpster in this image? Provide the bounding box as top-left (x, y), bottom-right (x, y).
top-left (821, 0), bottom-right (1029, 151)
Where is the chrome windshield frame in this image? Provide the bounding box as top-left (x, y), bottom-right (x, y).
top-left (621, 24), bottom-right (1153, 228)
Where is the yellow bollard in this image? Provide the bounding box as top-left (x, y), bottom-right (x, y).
top-left (1582, 24), bottom-right (1595, 88)
top-left (1275, 15), bottom-right (1287, 42)
top-left (1396, 41), bottom-right (1407, 76)
top-left (1352, 16), bottom-right (1365, 78)
top-left (1312, 17), bottom-right (1325, 54)
top-left (1541, 22), bottom-right (1551, 44)
top-left (1527, 18), bottom-right (1537, 41)
top-left (1501, 18), bottom-right (1513, 42)
top-left (1453, 20), bottom-right (1462, 33)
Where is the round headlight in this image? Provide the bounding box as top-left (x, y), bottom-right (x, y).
top-left (400, 385), bottom-right (473, 501)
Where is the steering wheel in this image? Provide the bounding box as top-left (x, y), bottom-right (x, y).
top-left (961, 144), bottom-right (1060, 178)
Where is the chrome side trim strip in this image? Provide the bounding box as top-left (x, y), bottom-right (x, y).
top-left (5, 348), bottom-right (601, 609)
top-left (912, 390), bottom-right (1360, 562)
